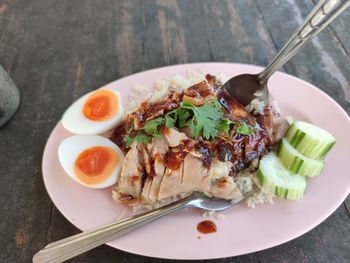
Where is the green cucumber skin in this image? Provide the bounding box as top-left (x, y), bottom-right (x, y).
top-left (286, 122), bottom-right (335, 160)
top-left (258, 165), bottom-right (305, 200)
top-left (319, 141), bottom-right (336, 159)
top-left (277, 139), bottom-right (324, 177)
top-left (290, 157), bottom-right (304, 174)
top-left (258, 169), bottom-right (264, 186)
top-left (289, 128), bottom-right (306, 149)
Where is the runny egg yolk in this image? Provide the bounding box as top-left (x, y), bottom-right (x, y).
top-left (74, 146), bottom-right (118, 185)
top-left (83, 89), bottom-right (118, 121)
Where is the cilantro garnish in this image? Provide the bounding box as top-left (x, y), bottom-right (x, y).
top-left (235, 120), bottom-right (254, 135)
top-left (124, 133), bottom-right (150, 147)
top-left (181, 100), bottom-right (223, 139)
top-left (143, 117), bottom-right (165, 139)
top-left (217, 118), bottom-right (232, 134)
top-left (165, 111), bottom-right (177, 128)
top-left (123, 98), bottom-right (255, 147)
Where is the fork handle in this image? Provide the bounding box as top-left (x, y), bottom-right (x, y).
top-left (32, 196), bottom-right (193, 263)
top-left (258, 0), bottom-right (350, 84)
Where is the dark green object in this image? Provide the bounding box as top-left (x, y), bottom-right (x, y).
top-left (0, 64), bottom-right (20, 127)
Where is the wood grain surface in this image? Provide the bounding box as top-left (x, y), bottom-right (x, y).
top-left (0, 0), bottom-right (349, 262)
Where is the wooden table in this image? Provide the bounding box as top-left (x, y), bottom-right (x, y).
top-left (1, 1), bottom-right (349, 262)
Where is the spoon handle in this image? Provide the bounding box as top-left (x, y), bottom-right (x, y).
top-left (258, 0), bottom-right (350, 84)
top-left (32, 196), bottom-right (193, 263)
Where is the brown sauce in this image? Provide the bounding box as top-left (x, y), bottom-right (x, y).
top-left (109, 119), bottom-right (131, 153)
top-left (164, 149), bottom-right (186, 170)
top-left (197, 220), bottom-right (217, 234)
top-left (183, 139), bottom-right (194, 152)
top-left (130, 95), bottom-right (180, 127)
top-left (164, 139), bottom-right (194, 170)
top-left (217, 88), bottom-right (252, 122)
top-left (162, 126), bottom-right (170, 135)
top-left (205, 74), bottom-right (221, 89)
top-left (195, 141), bottom-right (212, 169)
top-left (186, 80), bottom-right (213, 98)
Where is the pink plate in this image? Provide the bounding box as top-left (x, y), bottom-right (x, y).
top-left (42, 63), bottom-right (350, 260)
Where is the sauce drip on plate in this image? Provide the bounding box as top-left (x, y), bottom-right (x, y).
top-left (197, 220), bottom-right (217, 234)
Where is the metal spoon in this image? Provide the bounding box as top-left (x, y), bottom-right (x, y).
top-left (223, 0), bottom-right (350, 106)
top-left (33, 191), bottom-right (252, 263)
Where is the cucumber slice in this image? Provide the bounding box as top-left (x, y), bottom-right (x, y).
top-left (258, 152), bottom-right (307, 200)
top-left (277, 138), bottom-right (324, 177)
top-left (285, 121), bottom-right (335, 160)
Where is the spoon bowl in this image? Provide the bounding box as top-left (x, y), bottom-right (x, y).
top-left (221, 73), bottom-right (268, 106)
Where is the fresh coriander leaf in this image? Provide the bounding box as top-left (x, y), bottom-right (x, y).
top-left (211, 98), bottom-right (222, 110)
top-left (181, 101), bottom-right (194, 108)
top-left (177, 108), bottom-right (192, 127)
top-left (235, 121), bottom-right (254, 135)
top-left (180, 100), bottom-right (223, 139)
top-left (165, 115), bottom-right (176, 128)
top-left (124, 133), bottom-right (150, 147)
top-left (134, 134), bottom-right (150, 144)
top-left (123, 135), bottom-right (134, 147)
top-left (153, 133), bottom-right (161, 140)
top-left (217, 118), bottom-right (232, 134)
top-left (190, 117), bottom-right (202, 138)
top-left (143, 117), bottom-right (164, 136)
top-left (165, 110), bottom-right (177, 128)
top-left (194, 102), bottom-right (223, 139)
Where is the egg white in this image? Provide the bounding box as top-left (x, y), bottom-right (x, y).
top-left (58, 135), bottom-right (124, 189)
top-left (62, 88), bottom-right (123, 135)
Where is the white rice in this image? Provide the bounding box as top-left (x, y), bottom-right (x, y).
top-left (202, 210), bottom-right (216, 218)
top-left (201, 210), bottom-right (226, 220)
top-left (124, 70), bottom-right (275, 209)
top-left (245, 98), bottom-right (265, 115)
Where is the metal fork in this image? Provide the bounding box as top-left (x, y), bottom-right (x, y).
top-left (32, 191), bottom-right (252, 263)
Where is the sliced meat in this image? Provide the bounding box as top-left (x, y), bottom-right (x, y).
top-left (148, 155), bottom-right (166, 202)
top-left (158, 136), bottom-right (187, 201)
top-left (205, 74), bottom-right (222, 89)
top-left (114, 143), bottom-right (145, 201)
top-left (217, 88), bottom-right (253, 122)
top-left (257, 106), bottom-right (273, 138)
top-left (257, 106), bottom-right (289, 145)
top-left (146, 134), bottom-right (169, 203)
top-left (140, 147), bottom-right (153, 202)
top-left (130, 92), bottom-right (180, 129)
top-left (158, 164), bottom-right (185, 200)
top-left (163, 127), bottom-right (189, 147)
top-left (207, 159), bottom-right (242, 200)
top-left (181, 154), bottom-right (210, 193)
top-left (272, 116), bottom-right (289, 144)
top-left (183, 80), bottom-right (215, 105)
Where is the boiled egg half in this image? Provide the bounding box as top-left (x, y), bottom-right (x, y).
top-left (62, 88), bottom-right (123, 134)
top-left (58, 135), bottom-right (124, 188)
